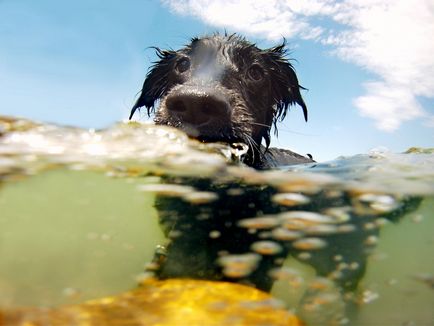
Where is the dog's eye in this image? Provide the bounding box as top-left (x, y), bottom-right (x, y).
top-left (175, 58), bottom-right (190, 73)
top-left (248, 65), bottom-right (264, 81)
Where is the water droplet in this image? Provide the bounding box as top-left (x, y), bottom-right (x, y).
top-left (218, 253), bottom-right (261, 278)
top-left (386, 278), bottom-right (398, 286)
top-left (209, 230), bottom-right (221, 239)
top-left (363, 222), bottom-right (377, 230)
top-left (336, 224), bottom-right (356, 233)
top-left (357, 193), bottom-right (398, 213)
top-left (298, 252), bottom-right (312, 260)
top-left (168, 230), bottom-right (182, 239)
top-left (411, 214), bottom-right (424, 223)
top-left (269, 267), bottom-right (304, 287)
top-left (62, 287), bottom-right (81, 298)
top-left (292, 237), bottom-right (327, 250)
top-left (100, 233), bottom-right (111, 241)
top-left (238, 216), bottom-right (280, 229)
top-left (328, 270), bottom-right (343, 281)
top-left (360, 290), bottom-right (379, 304)
top-left (364, 235), bottom-right (378, 245)
top-left (271, 228), bottom-right (302, 241)
top-left (337, 262), bottom-right (349, 271)
top-left (304, 224), bottom-right (338, 235)
top-left (302, 293), bottom-right (340, 312)
top-left (182, 191), bottom-right (218, 204)
top-left (374, 218), bottom-right (389, 227)
top-left (272, 193), bottom-right (310, 206)
top-left (308, 277), bottom-right (334, 290)
top-left (322, 207), bottom-right (351, 223)
top-left (138, 184), bottom-right (195, 197)
top-left (226, 188), bottom-right (244, 196)
top-left (280, 211), bottom-right (336, 231)
top-left (250, 241), bottom-right (282, 255)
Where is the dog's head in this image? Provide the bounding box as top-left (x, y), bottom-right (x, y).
top-left (130, 33), bottom-right (307, 158)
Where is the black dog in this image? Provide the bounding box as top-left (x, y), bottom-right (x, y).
top-left (129, 33), bottom-right (313, 168)
top-left (130, 34), bottom-right (421, 296)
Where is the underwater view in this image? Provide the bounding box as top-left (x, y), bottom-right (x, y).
top-left (0, 116), bottom-right (433, 325)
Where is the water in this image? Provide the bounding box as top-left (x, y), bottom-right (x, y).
top-left (0, 116), bottom-right (433, 325)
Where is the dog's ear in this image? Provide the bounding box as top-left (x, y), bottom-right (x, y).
top-left (263, 42), bottom-right (308, 123)
top-left (129, 48), bottom-right (177, 120)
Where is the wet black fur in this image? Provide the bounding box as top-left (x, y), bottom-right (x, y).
top-left (130, 33), bottom-right (311, 167)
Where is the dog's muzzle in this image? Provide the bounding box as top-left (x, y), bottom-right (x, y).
top-left (164, 86), bottom-right (232, 136)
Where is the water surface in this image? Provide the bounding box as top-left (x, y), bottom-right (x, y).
top-left (0, 116), bottom-right (433, 325)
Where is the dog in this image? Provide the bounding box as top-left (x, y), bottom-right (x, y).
top-left (129, 33), bottom-right (314, 168)
top-left (129, 34), bottom-right (421, 297)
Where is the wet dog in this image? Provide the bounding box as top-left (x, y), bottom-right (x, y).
top-left (129, 33), bottom-right (313, 168)
top-left (129, 34), bottom-right (421, 296)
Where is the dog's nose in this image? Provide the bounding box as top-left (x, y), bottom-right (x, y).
top-left (165, 90), bottom-right (231, 126)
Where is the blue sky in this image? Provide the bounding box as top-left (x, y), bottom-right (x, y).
top-left (1, 0), bottom-right (433, 161)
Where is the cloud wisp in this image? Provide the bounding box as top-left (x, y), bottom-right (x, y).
top-left (163, 0), bottom-right (434, 131)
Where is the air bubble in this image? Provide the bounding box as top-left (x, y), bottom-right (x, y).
top-left (272, 193), bottom-right (310, 206)
top-left (304, 224), bottom-right (338, 235)
top-left (269, 267), bottom-right (304, 287)
top-left (292, 237), bottom-right (327, 250)
top-left (182, 191), bottom-right (218, 204)
top-left (271, 228), bottom-right (302, 241)
top-left (364, 235), bottom-right (379, 245)
top-left (357, 193), bottom-right (398, 213)
top-left (209, 230), bottom-right (221, 239)
top-left (280, 211), bottom-right (336, 231)
top-left (250, 241), bottom-right (282, 255)
top-left (336, 224), bottom-right (356, 233)
top-left (298, 252), bottom-right (312, 260)
top-left (308, 277), bottom-right (334, 290)
top-left (137, 184), bottom-right (195, 197)
top-left (238, 216), bottom-right (279, 229)
top-left (62, 287), bottom-right (81, 298)
top-left (218, 253), bottom-right (261, 279)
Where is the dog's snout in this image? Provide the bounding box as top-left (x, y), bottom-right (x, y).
top-left (166, 90), bottom-right (231, 126)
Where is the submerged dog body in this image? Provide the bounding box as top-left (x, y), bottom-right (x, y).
top-left (130, 33), bottom-right (313, 167)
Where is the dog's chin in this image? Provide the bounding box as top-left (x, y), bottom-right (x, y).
top-left (183, 127), bottom-right (241, 145)
top-left (155, 117), bottom-right (261, 166)
top-left (155, 116), bottom-right (242, 143)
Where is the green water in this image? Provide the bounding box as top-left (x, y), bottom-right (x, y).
top-left (0, 117), bottom-right (433, 325)
top-left (356, 198), bottom-right (434, 325)
top-left (271, 199), bottom-right (434, 325)
top-left (0, 169), bottom-right (164, 306)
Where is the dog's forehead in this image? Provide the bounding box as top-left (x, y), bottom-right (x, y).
top-left (183, 36), bottom-right (261, 68)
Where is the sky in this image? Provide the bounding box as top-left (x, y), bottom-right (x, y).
top-left (0, 0), bottom-right (433, 161)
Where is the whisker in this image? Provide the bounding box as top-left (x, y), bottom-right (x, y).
top-left (250, 122), bottom-right (272, 128)
top-left (250, 121), bottom-right (315, 137)
top-left (242, 133), bottom-right (264, 164)
top-left (246, 137), bottom-right (255, 164)
top-left (275, 125), bottom-right (318, 137)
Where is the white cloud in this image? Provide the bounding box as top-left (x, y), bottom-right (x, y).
top-left (163, 0), bottom-right (434, 131)
top-left (354, 81), bottom-right (424, 131)
top-left (162, 0), bottom-right (334, 40)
